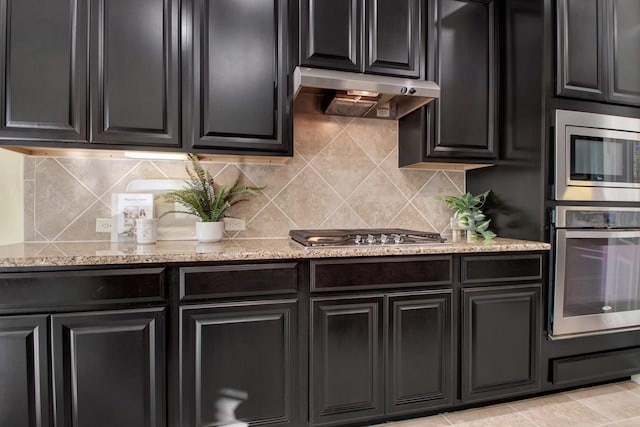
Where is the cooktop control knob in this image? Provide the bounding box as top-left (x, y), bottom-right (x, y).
top-left (393, 234), bottom-right (402, 244)
top-left (367, 234), bottom-right (376, 244)
top-left (355, 234), bottom-right (364, 244)
top-left (380, 233), bottom-right (388, 244)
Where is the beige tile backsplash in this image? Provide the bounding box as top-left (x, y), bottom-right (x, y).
top-left (23, 114), bottom-right (464, 242)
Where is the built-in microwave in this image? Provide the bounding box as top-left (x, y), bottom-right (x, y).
top-left (554, 110), bottom-right (640, 202)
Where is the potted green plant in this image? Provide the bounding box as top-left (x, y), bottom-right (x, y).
top-left (161, 154), bottom-right (264, 242)
top-left (436, 190), bottom-right (497, 242)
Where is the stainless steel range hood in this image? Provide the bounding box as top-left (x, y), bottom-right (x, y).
top-left (293, 67), bottom-right (439, 120)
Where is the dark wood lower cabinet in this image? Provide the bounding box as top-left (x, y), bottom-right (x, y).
top-left (310, 295), bottom-right (385, 426)
top-left (461, 284), bottom-right (541, 403)
top-left (0, 315), bottom-right (49, 427)
top-left (52, 307), bottom-right (166, 427)
top-left (181, 299), bottom-right (299, 427)
top-left (0, 254), bottom-right (552, 427)
top-left (310, 290), bottom-right (454, 426)
top-left (387, 291), bottom-right (453, 415)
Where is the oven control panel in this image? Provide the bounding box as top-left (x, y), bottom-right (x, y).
top-left (559, 207), bottom-right (640, 229)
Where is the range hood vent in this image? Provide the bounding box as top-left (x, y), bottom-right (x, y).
top-left (293, 67), bottom-right (439, 120)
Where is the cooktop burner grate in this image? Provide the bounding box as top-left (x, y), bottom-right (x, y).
top-left (289, 228), bottom-right (447, 248)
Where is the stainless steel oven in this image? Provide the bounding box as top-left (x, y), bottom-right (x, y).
top-left (554, 110), bottom-right (640, 202)
top-left (552, 206), bottom-right (640, 338)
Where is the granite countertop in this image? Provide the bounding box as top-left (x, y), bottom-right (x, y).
top-left (0, 238), bottom-right (551, 268)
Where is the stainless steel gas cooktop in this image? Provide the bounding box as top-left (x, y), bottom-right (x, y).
top-left (289, 228), bottom-right (447, 248)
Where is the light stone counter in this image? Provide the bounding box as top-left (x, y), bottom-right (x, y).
top-left (0, 238), bottom-right (551, 268)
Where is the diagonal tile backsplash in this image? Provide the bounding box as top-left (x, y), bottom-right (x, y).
top-left (23, 113), bottom-right (464, 242)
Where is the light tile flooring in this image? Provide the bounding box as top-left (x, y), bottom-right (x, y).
top-left (375, 380), bottom-right (640, 427)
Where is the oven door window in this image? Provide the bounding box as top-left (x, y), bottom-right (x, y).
top-left (553, 229), bottom-right (640, 336)
top-left (562, 233), bottom-right (640, 318)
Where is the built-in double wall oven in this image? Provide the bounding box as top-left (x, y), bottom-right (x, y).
top-left (551, 110), bottom-right (640, 338)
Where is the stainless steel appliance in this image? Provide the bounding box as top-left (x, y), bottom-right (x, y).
top-left (552, 206), bottom-right (640, 338)
top-left (289, 228), bottom-right (446, 248)
top-left (293, 67), bottom-right (440, 120)
top-left (554, 109), bottom-right (640, 202)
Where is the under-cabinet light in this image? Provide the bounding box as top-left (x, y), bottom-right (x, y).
top-left (124, 151), bottom-right (189, 161)
top-left (346, 89), bottom-right (380, 97)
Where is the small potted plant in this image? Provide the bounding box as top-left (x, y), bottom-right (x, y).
top-left (436, 190), bottom-right (496, 242)
top-left (161, 154), bottom-right (264, 242)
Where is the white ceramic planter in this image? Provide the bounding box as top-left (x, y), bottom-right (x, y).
top-left (196, 221), bottom-right (224, 243)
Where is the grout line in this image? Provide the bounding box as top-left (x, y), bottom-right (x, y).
top-left (53, 157), bottom-right (103, 199)
top-left (442, 170), bottom-right (465, 195)
top-left (49, 199), bottom-right (102, 242)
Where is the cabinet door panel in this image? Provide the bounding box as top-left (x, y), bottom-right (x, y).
top-left (181, 300), bottom-right (298, 427)
top-left (462, 284), bottom-right (541, 403)
top-left (0, 0), bottom-right (87, 142)
top-left (187, 0), bottom-right (290, 153)
top-left (427, 0), bottom-right (496, 159)
top-left (0, 315), bottom-right (49, 427)
top-left (387, 291), bottom-right (453, 415)
top-left (556, 0), bottom-right (606, 100)
top-left (365, 0), bottom-right (421, 77)
top-left (52, 308), bottom-right (166, 427)
top-left (310, 295), bottom-right (384, 425)
top-left (300, 0), bottom-right (361, 71)
top-left (607, 0), bottom-right (640, 106)
top-left (90, 0), bottom-right (180, 146)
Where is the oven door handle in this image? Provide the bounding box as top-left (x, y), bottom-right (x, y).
top-left (560, 229), bottom-right (640, 239)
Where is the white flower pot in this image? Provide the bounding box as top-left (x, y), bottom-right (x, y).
top-left (196, 221), bottom-right (224, 243)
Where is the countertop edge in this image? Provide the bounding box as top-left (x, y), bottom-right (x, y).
top-left (0, 238), bottom-right (551, 268)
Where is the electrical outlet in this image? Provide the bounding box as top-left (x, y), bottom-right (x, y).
top-left (224, 217), bottom-right (246, 231)
top-left (96, 218), bottom-right (113, 233)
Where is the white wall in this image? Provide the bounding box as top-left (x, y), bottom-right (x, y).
top-left (0, 149), bottom-right (23, 244)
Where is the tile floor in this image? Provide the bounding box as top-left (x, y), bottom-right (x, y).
top-left (375, 380), bottom-right (640, 427)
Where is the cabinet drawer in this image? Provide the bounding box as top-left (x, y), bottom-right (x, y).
top-left (551, 347), bottom-right (640, 385)
top-left (461, 254), bottom-right (542, 284)
top-left (0, 267), bottom-right (165, 309)
top-left (179, 263), bottom-right (298, 301)
top-left (311, 256), bottom-right (452, 291)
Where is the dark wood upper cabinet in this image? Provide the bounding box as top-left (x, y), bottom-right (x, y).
top-left (429, 0), bottom-right (497, 159)
top-left (606, 0), bottom-right (640, 106)
top-left (557, 0), bottom-right (640, 106)
top-left (556, 0), bottom-right (606, 100)
top-left (300, 0), bottom-right (362, 71)
top-left (0, 315), bottom-right (49, 427)
top-left (399, 0), bottom-right (497, 166)
top-left (0, 0), bottom-right (180, 147)
top-left (183, 0), bottom-right (291, 154)
top-left (300, 0), bottom-right (423, 78)
top-left (90, 0), bottom-right (180, 146)
top-left (365, 0), bottom-right (422, 77)
top-left (52, 308), bottom-right (166, 427)
top-left (0, 0), bottom-right (87, 142)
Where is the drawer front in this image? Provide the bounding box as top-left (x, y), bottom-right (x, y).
top-left (311, 256), bottom-right (452, 292)
top-left (179, 263), bottom-right (298, 301)
top-left (461, 254), bottom-right (543, 284)
top-left (551, 347), bottom-right (640, 386)
top-left (0, 267), bottom-right (165, 309)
